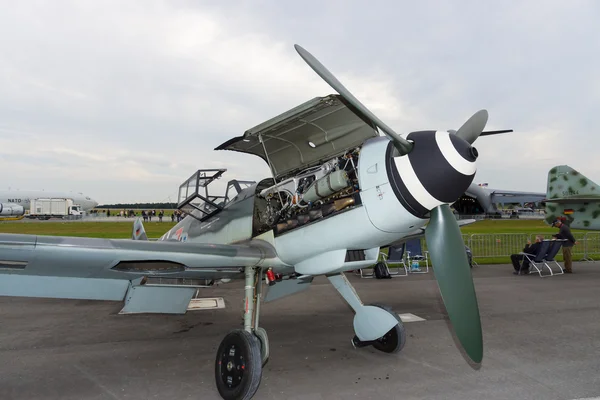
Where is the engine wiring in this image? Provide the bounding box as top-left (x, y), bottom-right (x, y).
top-left (255, 147), bottom-right (361, 235)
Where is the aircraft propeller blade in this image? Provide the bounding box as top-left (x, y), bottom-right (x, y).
top-left (454, 109), bottom-right (489, 144)
top-left (450, 128), bottom-right (513, 138)
top-left (424, 204), bottom-right (483, 364)
top-left (294, 44), bottom-right (413, 156)
top-left (480, 129), bottom-right (513, 136)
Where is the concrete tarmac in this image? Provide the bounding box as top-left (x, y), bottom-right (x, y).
top-left (1, 263), bottom-right (599, 400)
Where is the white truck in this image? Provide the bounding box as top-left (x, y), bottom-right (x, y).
top-left (28, 198), bottom-right (85, 220)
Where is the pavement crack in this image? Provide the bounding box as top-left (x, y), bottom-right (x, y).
top-left (72, 363), bottom-right (120, 400)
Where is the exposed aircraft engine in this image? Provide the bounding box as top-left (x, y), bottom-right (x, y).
top-left (258, 157), bottom-right (340, 203)
top-left (0, 203), bottom-right (25, 217)
top-left (301, 170), bottom-right (349, 203)
top-left (253, 149), bottom-right (360, 235)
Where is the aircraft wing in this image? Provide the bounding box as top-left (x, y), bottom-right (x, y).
top-left (544, 196), bottom-right (600, 204)
top-left (489, 189), bottom-right (546, 196)
top-left (456, 218), bottom-right (477, 227)
top-left (0, 233), bottom-right (286, 309)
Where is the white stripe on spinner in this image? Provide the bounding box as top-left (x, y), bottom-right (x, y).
top-left (435, 131), bottom-right (476, 176)
top-left (394, 155), bottom-right (445, 210)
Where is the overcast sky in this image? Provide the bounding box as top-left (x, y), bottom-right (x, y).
top-left (1, 1), bottom-right (599, 204)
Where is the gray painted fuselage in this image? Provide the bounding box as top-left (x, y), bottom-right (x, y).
top-left (162, 136), bottom-right (428, 275)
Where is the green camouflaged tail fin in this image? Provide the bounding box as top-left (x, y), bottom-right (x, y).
top-left (545, 165), bottom-right (600, 229)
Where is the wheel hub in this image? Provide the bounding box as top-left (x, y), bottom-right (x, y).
top-left (220, 344), bottom-right (245, 388)
top-left (379, 330), bottom-right (392, 345)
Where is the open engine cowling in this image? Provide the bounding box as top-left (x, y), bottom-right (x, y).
top-left (0, 203), bottom-right (25, 216)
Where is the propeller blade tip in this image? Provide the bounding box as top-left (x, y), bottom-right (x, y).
top-left (467, 346), bottom-right (483, 364)
top-left (477, 109), bottom-right (489, 122)
top-left (294, 44), bottom-right (307, 56)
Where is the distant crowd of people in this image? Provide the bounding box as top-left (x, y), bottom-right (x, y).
top-left (137, 209), bottom-right (185, 222)
top-left (140, 209), bottom-right (163, 222)
top-left (92, 209), bottom-right (185, 222)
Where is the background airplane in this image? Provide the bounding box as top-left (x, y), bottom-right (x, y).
top-left (0, 189), bottom-right (98, 217)
top-left (0, 44), bottom-right (514, 400)
top-left (453, 183), bottom-right (546, 218)
top-left (543, 165), bottom-right (600, 229)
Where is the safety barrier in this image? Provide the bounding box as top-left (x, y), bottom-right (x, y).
top-left (526, 233), bottom-right (588, 260)
top-left (416, 232), bottom-right (600, 262)
top-left (579, 232), bottom-right (600, 261)
top-left (419, 233), bottom-right (532, 260)
top-left (460, 232), bottom-right (599, 262)
top-left (467, 233), bottom-right (529, 259)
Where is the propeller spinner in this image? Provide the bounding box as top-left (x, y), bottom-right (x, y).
top-left (295, 44), bottom-right (484, 363)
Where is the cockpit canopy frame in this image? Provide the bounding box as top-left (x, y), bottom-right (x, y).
top-left (177, 169), bottom-right (254, 222)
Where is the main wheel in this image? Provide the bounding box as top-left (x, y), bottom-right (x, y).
top-left (370, 304), bottom-right (406, 354)
top-left (215, 329), bottom-right (262, 400)
top-left (254, 327), bottom-right (270, 366)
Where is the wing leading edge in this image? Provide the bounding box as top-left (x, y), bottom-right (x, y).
top-left (0, 233), bottom-right (286, 302)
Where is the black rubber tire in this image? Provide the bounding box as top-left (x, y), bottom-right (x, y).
top-left (369, 304), bottom-right (406, 354)
top-left (254, 327), bottom-right (270, 367)
top-left (215, 329), bottom-right (262, 400)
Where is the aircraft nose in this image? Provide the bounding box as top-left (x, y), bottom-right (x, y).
top-left (387, 130), bottom-right (477, 218)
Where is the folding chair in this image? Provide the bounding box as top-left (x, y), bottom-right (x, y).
top-left (355, 244), bottom-right (408, 278)
top-left (405, 239), bottom-right (429, 273)
top-left (379, 244), bottom-right (408, 277)
top-left (520, 240), bottom-right (565, 277)
top-left (541, 240), bottom-right (566, 276)
top-left (355, 265), bottom-right (375, 278)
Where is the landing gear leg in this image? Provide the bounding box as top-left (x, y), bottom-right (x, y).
top-left (215, 267), bottom-right (268, 400)
top-left (327, 273), bottom-right (406, 354)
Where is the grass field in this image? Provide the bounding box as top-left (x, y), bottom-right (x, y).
top-left (0, 221), bottom-right (178, 239)
top-left (0, 217), bottom-right (569, 238)
top-left (459, 218), bottom-right (590, 235)
top-left (0, 218), bottom-right (592, 265)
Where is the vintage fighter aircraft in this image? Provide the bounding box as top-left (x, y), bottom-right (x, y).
top-left (0, 44), bottom-right (511, 400)
top-left (544, 165), bottom-right (600, 229)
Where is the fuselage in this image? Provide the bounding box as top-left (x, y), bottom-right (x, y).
top-left (0, 190), bottom-right (98, 211)
top-left (161, 131), bottom-right (477, 276)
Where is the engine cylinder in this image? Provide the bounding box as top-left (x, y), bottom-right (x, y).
top-left (302, 170), bottom-right (349, 203)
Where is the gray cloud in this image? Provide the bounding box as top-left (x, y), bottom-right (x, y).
top-left (1, 0), bottom-right (599, 204)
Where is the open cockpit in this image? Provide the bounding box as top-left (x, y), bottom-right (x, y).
top-left (177, 169), bottom-right (255, 222)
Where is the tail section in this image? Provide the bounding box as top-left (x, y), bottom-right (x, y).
top-left (132, 217), bottom-right (148, 240)
top-left (545, 165), bottom-right (600, 229)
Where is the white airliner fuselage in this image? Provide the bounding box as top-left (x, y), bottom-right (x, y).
top-left (0, 190), bottom-right (98, 211)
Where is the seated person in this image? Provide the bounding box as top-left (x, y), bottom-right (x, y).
top-left (510, 235), bottom-right (543, 274)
